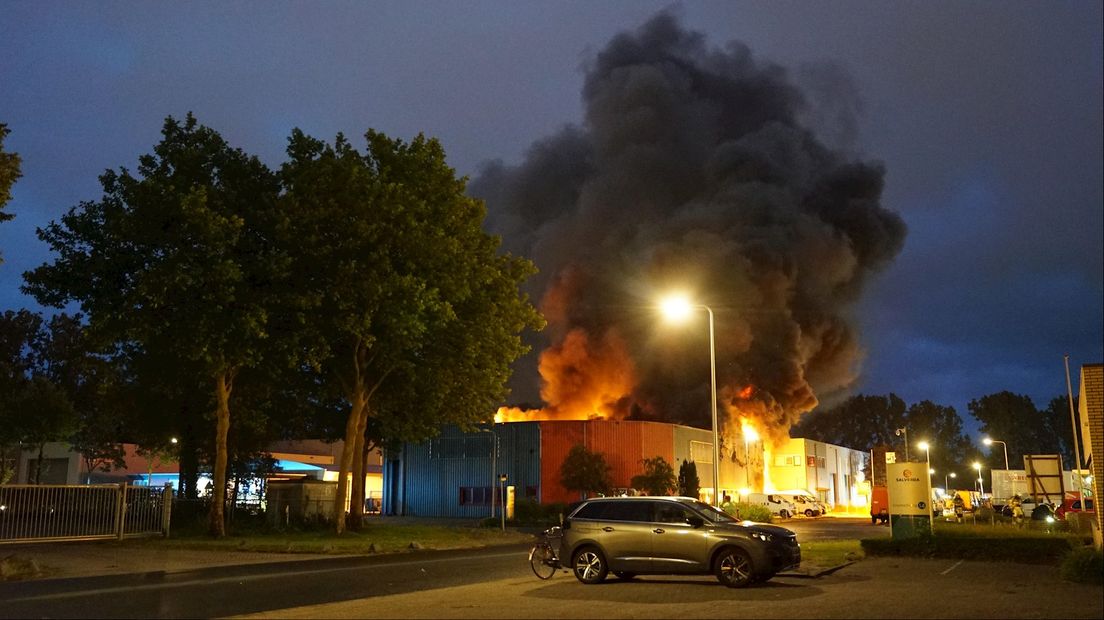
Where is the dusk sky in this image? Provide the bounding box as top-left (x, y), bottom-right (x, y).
top-left (2, 2), bottom-right (1101, 437)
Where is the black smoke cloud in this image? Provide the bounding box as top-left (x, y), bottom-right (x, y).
top-left (471, 11), bottom-right (906, 440)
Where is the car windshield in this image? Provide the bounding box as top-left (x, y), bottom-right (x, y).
top-left (688, 500), bottom-right (740, 524)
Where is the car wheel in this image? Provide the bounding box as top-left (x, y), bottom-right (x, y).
top-left (779, 509), bottom-right (790, 520)
top-left (572, 547), bottom-right (608, 584)
top-left (804, 509), bottom-right (815, 517)
top-left (715, 547), bottom-right (754, 588)
top-left (613, 571), bottom-right (636, 580)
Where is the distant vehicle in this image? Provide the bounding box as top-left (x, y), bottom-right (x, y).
top-left (1055, 497), bottom-right (1094, 520)
top-left (774, 490), bottom-right (825, 517)
top-left (870, 486), bottom-right (889, 525)
top-left (745, 493), bottom-right (797, 519)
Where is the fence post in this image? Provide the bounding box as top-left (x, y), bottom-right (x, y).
top-left (115, 482), bottom-right (128, 540)
top-left (162, 482), bottom-right (174, 538)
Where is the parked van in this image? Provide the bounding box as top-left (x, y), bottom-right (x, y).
top-left (775, 490), bottom-right (825, 517)
top-left (746, 493), bottom-right (797, 519)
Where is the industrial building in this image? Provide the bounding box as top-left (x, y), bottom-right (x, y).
top-left (381, 419), bottom-right (869, 518)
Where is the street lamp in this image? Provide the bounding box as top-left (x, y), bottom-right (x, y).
top-left (945, 472), bottom-right (956, 491)
top-left (498, 474), bottom-right (508, 532)
top-left (743, 423), bottom-right (759, 490)
top-left (919, 441), bottom-right (933, 534)
top-left (974, 462), bottom-right (985, 497)
top-left (660, 294), bottom-right (720, 506)
top-left (895, 428), bottom-right (909, 461)
top-left (983, 437), bottom-right (1011, 497)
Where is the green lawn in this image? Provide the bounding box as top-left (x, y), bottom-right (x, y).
top-left (799, 539), bottom-right (863, 569)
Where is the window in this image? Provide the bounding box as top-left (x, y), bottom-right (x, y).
top-left (432, 436), bottom-right (496, 459)
top-left (602, 500), bottom-right (651, 522)
top-left (654, 502), bottom-right (694, 524)
top-left (690, 441), bottom-right (713, 464)
top-left (459, 486), bottom-right (493, 505)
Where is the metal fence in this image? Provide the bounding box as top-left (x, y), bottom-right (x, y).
top-left (0, 483), bottom-right (172, 544)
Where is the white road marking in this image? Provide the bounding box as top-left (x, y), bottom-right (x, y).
top-left (939, 560), bottom-right (964, 575)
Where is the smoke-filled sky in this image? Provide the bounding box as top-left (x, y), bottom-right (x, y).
top-left (2, 2), bottom-right (1101, 439)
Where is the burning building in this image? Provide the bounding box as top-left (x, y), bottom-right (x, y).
top-left (470, 11), bottom-right (904, 492)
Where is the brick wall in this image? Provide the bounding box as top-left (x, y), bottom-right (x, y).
top-left (1078, 364), bottom-right (1102, 537)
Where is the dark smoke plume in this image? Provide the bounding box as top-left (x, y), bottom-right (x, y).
top-left (472, 12), bottom-right (906, 442)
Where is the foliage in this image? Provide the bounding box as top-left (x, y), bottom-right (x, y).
top-left (630, 455), bottom-right (677, 495)
top-left (560, 444), bottom-right (613, 498)
top-left (1059, 546), bottom-right (1103, 585)
top-left (23, 113), bottom-right (284, 535)
top-left (794, 393), bottom-right (979, 478)
top-left (730, 502), bottom-right (772, 523)
top-left (275, 129), bottom-right (542, 532)
top-left (968, 391), bottom-right (1070, 471)
top-left (0, 123), bottom-right (21, 239)
top-left (677, 459), bottom-right (700, 498)
top-left (861, 528), bottom-right (1084, 564)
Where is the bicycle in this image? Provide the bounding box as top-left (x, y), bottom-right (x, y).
top-left (528, 525), bottom-right (563, 579)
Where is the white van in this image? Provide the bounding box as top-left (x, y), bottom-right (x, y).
top-left (746, 493), bottom-right (797, 519)
top-left (775, 490), bottom-right (826, 517)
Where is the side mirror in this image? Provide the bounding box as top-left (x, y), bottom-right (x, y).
top-left (687, 516), bottom-right (704, 528)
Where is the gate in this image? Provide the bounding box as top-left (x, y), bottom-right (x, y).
top-left (0, 482), bottom-right (173, 544)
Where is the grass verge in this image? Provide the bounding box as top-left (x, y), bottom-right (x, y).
top-left (799, 539), bottom-right (863, 570)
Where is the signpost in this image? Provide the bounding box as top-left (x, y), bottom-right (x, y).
top-left (887, 462), bottom-right (932, 539)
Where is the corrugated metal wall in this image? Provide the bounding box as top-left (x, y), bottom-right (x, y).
top-left (539, 420), bottom-right (677, 504)
top-left (673, 424), bottom-right (717, 495)
top-left (382, 423), bottom-right (540, 518)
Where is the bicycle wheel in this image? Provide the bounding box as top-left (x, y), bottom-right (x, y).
top-left (529, 543), bottom-right (557, 579)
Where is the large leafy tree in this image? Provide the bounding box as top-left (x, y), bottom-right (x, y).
top-left (903, 400), bottom-right (974, 480)
top-left (0, 310), bottom-right (42, 483)
top-left (560, 444), bottom-right (613, 498)
top-left (0, 123), bottom-right (21, 254)
top-left (23, 114), bottom-right (284, 536)
top-left (792, 393), bottom-right (909, 454)
top-left (276, 130), bottom-right (542, 533)
top-left (968, 391), bottom-right (1065, 470)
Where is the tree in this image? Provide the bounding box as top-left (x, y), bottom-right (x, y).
top-left (904, 400), bottom-right (974, 478)
top-left (631, 456), bottom-right (677, 495)
top-left (13, 376), bottom-right (77, 483)
top-left (677, 459), bottom-right (700, 499)
top-left (793, 393), bottom-right (908, 453)
top-left (0, 123), bottom-right (21, 257)
top-left (23, 114), bottom-right (284, 536)
top-left (968, 391), bottom-right (1059, 470)
top-left (0, 310), bottom-right (41, 482)
top-left (276, 130), bottom-right (542, 532)
top-left (560, 444), bottom-right (612, 498)
top-left (1042, 395), bottom-right (1078, 468)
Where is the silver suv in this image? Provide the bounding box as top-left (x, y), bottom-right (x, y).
top-left (559, 496), bottom-right (801, 588)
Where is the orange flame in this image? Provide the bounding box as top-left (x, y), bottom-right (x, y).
top-left (495, 326), bottom-right (637, 423)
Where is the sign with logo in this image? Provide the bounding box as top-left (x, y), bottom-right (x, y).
top-left (887, 462), bottom-right (932, 539)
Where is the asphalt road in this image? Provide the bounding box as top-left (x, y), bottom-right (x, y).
top-left (0, 544), bottom-right (531, 618)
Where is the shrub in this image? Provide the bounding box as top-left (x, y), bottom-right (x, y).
top-left (1059, 546), bottom-right (1104, 585)
top-left (730, 502), bottom-right (772, 523)
top-left (861, 532), bottom-right (1081, 564)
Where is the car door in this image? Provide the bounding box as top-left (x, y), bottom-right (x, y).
top-left (649, 501), bottom-right (708, 573)
top-left (593, 500), bottom-right (655, 573)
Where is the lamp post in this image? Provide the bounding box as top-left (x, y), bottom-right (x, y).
top-left (945, 472), bottom-right (956, 491)
top-left (974, 462), bottom-right (985, 497)
top-left (478, 428), bottom-right (499, 520)
top-left (983, 437), bottom-right (1010, 497)
top-left (743, 424), bottom-right (759, 490)
top-left (498, 474), bottom-right (508, 532)
top-left (895, 428), bottom-right (909, 461)
top-left (660, 295), bottom-right (721, 506)
top-left (919, 441), bottom-right (933, 534)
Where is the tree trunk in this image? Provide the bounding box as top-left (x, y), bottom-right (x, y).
top-left (34, 443), bottom-right (45, 484)
top-left (333, 384), bottom-right (366, 534)
top-left (208, 372), bottom-right (233, 537)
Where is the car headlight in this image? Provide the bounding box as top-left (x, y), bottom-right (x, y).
top-left (750, 531), bottom-right (774, 543)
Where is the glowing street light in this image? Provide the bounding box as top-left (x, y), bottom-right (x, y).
top-left (742, 422), bottom-right (760, 489)
top-left (983, 436), bottom-right (1012, 496)
top-left (945, 471), bottom-right (956, 491)
top-left (974, 461), bottom-right (985, 497)
top-left (660, 294), bottom-right (720, 506)
top-left (918, 441), bottom-right (933, 534)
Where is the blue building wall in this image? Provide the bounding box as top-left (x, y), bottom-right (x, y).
top-left (382, 423), bottom-right (540, 517)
